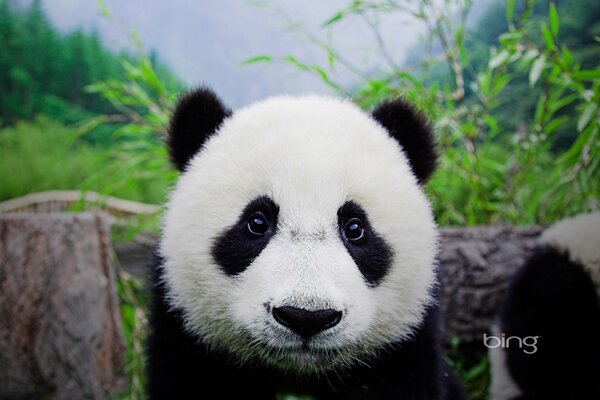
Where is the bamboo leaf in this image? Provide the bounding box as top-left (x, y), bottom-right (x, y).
top-left (322, 10), bottom-right (345, 27)
top-left (549, 2), bottom-right (559, 37)
top-left (578, 103), bottom-right (598, 132)
top-left (241, 55), bottom-right (272, 65)
top-left (561, 45), bottom-right (574, 66)
top-left (489, 49), bottom-right (510, 69)
top-left (506, 0), bottom-right (516, 23)
top-left (572, 69), bottom-right (600, 81)
top-left (541, 23), bottom-right (554, 51)
top-left (544, 116), bottom-right (568, 133)
top-left (96, 0), bottom-right (110, 17)
top-left (522, 48), bottom-right (539, 62)
top-left (529, 55), bottom-right (546, 87)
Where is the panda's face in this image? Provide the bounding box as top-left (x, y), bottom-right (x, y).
top-left (161, 95), bottom-right (437, 372)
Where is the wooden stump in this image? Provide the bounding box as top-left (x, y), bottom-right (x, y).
top-left (0, 213), bottom-right (125, 400)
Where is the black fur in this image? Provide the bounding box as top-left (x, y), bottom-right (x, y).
top-left (371, 99), bottom-right (437, 184)
top-left (167, 87), bottom-right (232, 171)
top-left (211, 196), bottom-right (279, 275)
top-left (499, 245), bottom-right (600, 399)
top-left (337, 201), bottom-right (393, 286)
top-left (147, 254), bottom-right (466, 400)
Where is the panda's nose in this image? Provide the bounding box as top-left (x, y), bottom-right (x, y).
top-left (272, 306), bottom-right (342, 339)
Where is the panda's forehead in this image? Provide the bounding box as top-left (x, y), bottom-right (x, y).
top-left (177, 95), bottom-right (424, 233)
top-left (193, 96), bottom-right (415, 193)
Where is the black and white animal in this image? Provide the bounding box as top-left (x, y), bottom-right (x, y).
top-left (147, 88), bottom-right (466, 399)
top-left (489, 212), bottom-right (600, 400)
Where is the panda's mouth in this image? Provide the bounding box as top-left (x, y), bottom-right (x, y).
top-left (252, 337), bottom-right (369, 373)
top-left (266, 335), bottom-right (338, 351)
top-left (231, 321), bottom-right (373, 372)
top-left (264, 342), bottom-right (338, 364)
top-left (261, 331), bottom-right (350, 360)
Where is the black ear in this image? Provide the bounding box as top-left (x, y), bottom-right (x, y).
top-left (372, 98), bottom-right (437, 184)
top-left (167, 87), bottom-right (232, 172)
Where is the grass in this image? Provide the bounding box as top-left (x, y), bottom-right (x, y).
top-left (0, 116), bottom-right (169, 204)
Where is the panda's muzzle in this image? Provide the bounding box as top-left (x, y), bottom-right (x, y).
top-left (272, 306), bottom-right (342, 339)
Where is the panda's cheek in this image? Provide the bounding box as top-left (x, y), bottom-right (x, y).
top-left (340, 292), bottom-right (377, 338)
top-left (226, 266), bottom-right (274, 328)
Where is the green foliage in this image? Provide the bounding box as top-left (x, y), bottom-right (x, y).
top-left (0, 116), bottom-right (170, 204)
top-left (81, 55), bottom-right (179, 212)
top-left (0, 0), bottom-right (180, 209)
top-left (114, 271), bottom-right (149, 400)
top-left (0, 0), bottom-right (180, 127)
top-left (249, 0), bottom-right (599, 227)
top-left (446, 338), bottom-right (490, 400)
top-left (0, 116), bottom-right (100, 200)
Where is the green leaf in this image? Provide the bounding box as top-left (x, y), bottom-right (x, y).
top-left (241, 55), bottom-right (272, 65)
top-left (549, 2), bottom-right (559, 36)
top-left (529, 55), bottom-right (546, 87)
top-left (499, 30), bottom-right (523, 47)
top-left (506, 0), bottom-right (516, 23)
top-left (578, 103), bottom-right (598, 132)
top-left (522, 48), bottom-right (540, 62)
top-left (281, 56), bottom-right (342, 92)
top-left (140, 58), bottom-right (164, 95)
top-left (561, 45), bottom-right (573, 66)
top-left (464, 358), bottom-right (489, 382)
top-left (96, 0), bottom-right (110, 17)
top-left (322, 10), bottom-right (345, 27)
top-left (541, 23), bottom-right (554, 51)
top-left (491, 74), bottom-right (511, 97)
top-left (489, 49), bottom-right (510, 69)
top-left (533, 95), bottom-right (546, 123)
top-left (560, 123), bottom-right (597, 164)
top-left (548, 93), bottom-right (578, 114)
top-left (572, 68), bottom-right (600, 81)
top-left (544, 116), bottom-right (568, 133)
top-left (454, 26), bottom-right (464, 48)
top-left (327, 50), bottom-right (335, 69)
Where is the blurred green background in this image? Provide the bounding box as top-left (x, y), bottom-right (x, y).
top-left (0, 0), bottom-right (598, 398)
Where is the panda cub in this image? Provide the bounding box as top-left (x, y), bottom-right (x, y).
top-left (148, 88), bottom-right (466, 399)
top-left (489, 212), bottom-right (600, 400)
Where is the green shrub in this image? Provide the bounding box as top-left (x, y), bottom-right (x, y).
top-left (0, 116), bottom-right (170, 204)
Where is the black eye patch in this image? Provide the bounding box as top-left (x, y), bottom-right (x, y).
top-left (211, 196), bottom-right (279, 276)
top-left (337, 201), bottom-right (393, 286)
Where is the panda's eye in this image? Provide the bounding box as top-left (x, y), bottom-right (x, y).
top-left (247, 212), bottom-right (270, 236)
top-left (342, 218), bottom-right (364, 242)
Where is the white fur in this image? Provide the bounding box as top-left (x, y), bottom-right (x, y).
top-left (539, 211), bottom-right (600, 293)
top-left (488, 324), bottom-right (522, 400)
top-left (160, 95), bottom-right (437, 372)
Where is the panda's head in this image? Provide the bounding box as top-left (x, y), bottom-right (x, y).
top-left (160, 88), bottom-right (439, 373)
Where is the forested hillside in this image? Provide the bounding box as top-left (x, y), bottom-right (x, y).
top-left (0, 0), bottom-right (179, 203)
top-left (0, 0), bottom-right (180, 128)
